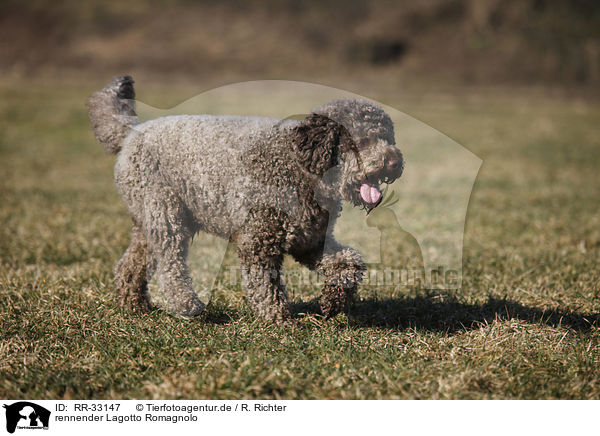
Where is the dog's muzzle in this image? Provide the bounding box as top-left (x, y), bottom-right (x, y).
top-left (359, 146), bottom-right (404, 209)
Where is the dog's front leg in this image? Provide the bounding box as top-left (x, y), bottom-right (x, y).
top-left (238, 253), bottom-right (291, 323)
top-left (235, 213), bottom-right (292, 324)
top-left (301, 241), bottom-right (366, 319)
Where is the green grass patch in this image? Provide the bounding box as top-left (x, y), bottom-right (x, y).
top-left (0, 80), bottom-right (598, 399)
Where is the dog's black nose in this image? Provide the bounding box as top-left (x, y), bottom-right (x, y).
top-left (384, 149), bottom-right (403, 174)
top-left (387, 157), bottom-right (400, 170)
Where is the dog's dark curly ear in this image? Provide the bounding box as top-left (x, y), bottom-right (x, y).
top-left (292, 113), bottom-right (355, 175)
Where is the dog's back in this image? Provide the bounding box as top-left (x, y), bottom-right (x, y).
top-left (116, 114), bottom-right (302, 238)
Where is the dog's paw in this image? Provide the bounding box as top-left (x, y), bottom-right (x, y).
top-left (319, 284), bottom-right (352, 319)
top-left (163, 296), bottom-right (206, 319)
top-left (122, 295), bottom-right (154, 313)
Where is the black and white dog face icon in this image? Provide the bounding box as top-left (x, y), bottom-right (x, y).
top-left (3, 402), bottom-right (51, 434)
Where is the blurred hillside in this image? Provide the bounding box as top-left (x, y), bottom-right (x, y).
top-left (1, 0), bottom-right (599, 87)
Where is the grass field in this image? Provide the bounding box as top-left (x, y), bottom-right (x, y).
top-left (0, 78), bottom-right (598, 399)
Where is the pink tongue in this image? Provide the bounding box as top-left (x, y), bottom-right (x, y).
top-left (360, 184), bottom-right (382, 204)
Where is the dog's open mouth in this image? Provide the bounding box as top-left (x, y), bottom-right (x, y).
top-left (348, 167), bottom-right (402, 212)
top-left (360, 183), bottom-right (382, 205)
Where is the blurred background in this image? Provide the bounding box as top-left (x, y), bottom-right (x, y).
top-left (1, 0), bottom-right (599, 90)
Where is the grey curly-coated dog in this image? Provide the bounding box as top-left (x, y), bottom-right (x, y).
top-left (87, 76), bottom-right (403, 323)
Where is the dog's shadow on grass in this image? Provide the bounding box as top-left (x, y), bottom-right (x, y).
top-left (290, 294), bottom-right (599, 333)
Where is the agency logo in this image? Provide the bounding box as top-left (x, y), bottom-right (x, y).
top-left (2, 402), bottom-right (50, 434)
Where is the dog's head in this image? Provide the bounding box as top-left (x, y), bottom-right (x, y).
top-left (292, 99), bottom-right (403, 211)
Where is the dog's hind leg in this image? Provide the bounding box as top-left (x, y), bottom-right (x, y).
top-left (143, 192), bottom-right (205, 318)
top-left (114, 221), bottom-right (152, 312)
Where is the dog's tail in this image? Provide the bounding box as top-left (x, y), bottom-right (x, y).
top-left (86, 75), bottom-right (138, 154)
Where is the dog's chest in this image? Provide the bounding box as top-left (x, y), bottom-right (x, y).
top-left (285, 206), bottom-right (333, 252)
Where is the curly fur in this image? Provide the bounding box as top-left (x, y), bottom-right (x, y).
top-left (87, 76), bottom-right (404, 322)
top-left (86, 76), bottom-right (138, 154)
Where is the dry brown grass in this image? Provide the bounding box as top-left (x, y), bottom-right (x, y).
top-left (0, 78), bottom-right (598, 399)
